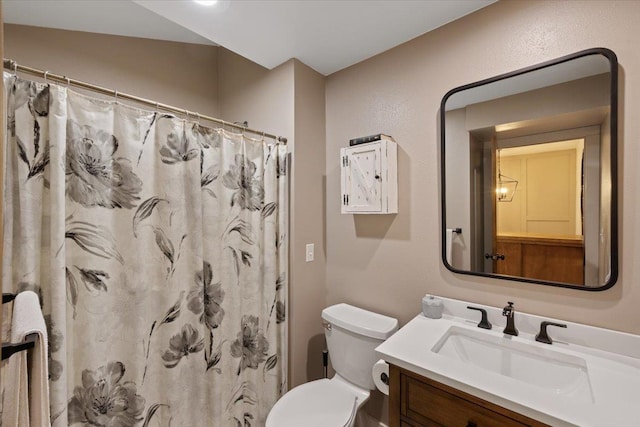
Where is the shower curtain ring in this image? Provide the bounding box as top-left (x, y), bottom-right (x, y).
top-left (195, 112), bottom-right (201, 126)
top-left (64, 76), bottom-right (70, 87)
top-left (155, 102), bottom-right (159, 112)
top-left (9, 60), bottom-right (18, 78)
top-left (43, 71), bottom-right (49, 83)
top-left (114, 90), bottom-right (119, 103)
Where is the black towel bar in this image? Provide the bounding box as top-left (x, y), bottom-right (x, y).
top-left (1, 334), bottom-right (37, 361)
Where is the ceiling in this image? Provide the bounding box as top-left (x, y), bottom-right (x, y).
top-left (3, 0), bottom-right (496, 76)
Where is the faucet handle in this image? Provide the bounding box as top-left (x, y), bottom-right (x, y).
top-left (467, 306), bottom-right (492, 330)
top-left (502, 301), bottom-right (515, 316)
top-left (535, 321), bottom-right (567, 345)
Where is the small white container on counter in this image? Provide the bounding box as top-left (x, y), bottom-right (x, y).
top-left (422, 295), bottom-right (443, 319)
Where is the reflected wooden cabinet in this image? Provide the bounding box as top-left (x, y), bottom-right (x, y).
top-left (495, 234), bottom-right (584, 285)
top-left (389, 365), bottom-right (549, 427)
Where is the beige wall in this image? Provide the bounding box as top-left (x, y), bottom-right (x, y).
top-left (290, 60), bottom-right (327, 387)
top-left (217, 47), bottom-right (293, 138)
top-left (4, 25), bottom-right (219, 117)
top-left (326, 3), bottom-right (639, 420)
top-left (444, 107), bottom-right (472, 270)
top-left (217, 49), bottom-right (328, 388)
top-left (465, 73), bottom-right (611, 132)
top-left (218, 54), bottom-right (330, 390)
top-left (326, 0), bottom-right (638, 336)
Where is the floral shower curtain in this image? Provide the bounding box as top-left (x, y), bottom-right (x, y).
top-left (2, 75), bottom-right (288, 426)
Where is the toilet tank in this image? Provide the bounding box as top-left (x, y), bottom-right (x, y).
top-left (322, 303), bottom-right (398, 390)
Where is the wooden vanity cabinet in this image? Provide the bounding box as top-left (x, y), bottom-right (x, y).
top-left (389, 365), bottom-right (549, 427)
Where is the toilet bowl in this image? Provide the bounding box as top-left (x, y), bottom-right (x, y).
top-left (266, 375), bottom-right (369, 427)
top-left (266, 303), bottom-right (398, 427)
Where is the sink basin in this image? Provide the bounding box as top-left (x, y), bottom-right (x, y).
top-left (432, 326), bottom-right (594, 403)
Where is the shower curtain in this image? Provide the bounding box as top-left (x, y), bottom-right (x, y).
top-left (2, 74), bottom-right (288, 426)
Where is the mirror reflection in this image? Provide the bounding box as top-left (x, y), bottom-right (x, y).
top-left (441, 48), bottom-right (617, 289)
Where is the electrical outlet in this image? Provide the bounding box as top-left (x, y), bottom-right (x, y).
top-left (305, 243), bottom-right (314, 262)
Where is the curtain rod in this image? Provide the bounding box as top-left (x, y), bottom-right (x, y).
top-left (3, 59), bottom-right (288, 144)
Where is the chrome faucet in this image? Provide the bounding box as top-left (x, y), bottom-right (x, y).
top-left (502, 301), bottom-right (518, 336)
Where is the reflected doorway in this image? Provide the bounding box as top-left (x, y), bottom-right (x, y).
top-left (492, 140), bottom-right (586, 285)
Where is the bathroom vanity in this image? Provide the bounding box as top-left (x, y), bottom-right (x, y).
top-left (389, 364), bottom-right (547, 427)
top-left (414, 47), bottom-right (628, 426)
top-left (376, 296), bottom-right (640, 427)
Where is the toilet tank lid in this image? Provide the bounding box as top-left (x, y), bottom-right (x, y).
top-left (321, 303), bottom-right (398, 340)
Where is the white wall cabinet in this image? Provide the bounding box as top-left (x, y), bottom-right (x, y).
top-left (340, 138), bottom-right (397, 214)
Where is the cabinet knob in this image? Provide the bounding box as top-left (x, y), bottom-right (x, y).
top-left (374, 174), bottom-right (381, 180)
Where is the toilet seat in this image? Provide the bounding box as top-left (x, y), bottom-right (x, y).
top-left (266, 378), bottom-right (369, 427)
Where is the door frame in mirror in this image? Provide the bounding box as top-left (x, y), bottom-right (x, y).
top-left (440, 47), bottom-right (618, 291)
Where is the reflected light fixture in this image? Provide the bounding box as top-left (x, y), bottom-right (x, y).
top-left (496, 149), bottom-right (518, 202)
top-left (194, 0), bottom-right (219, 5)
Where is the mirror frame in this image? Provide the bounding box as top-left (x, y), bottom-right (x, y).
top-left (440, 47), bottom-right (618, 291)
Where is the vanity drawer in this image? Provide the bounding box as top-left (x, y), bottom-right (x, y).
top-left (390, 365), bottom-right (548, 427)
top-left (404, 375), bottom-right (526, 426)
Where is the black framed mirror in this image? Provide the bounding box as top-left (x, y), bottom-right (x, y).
top-left (440, 48), bottom-right (618, 290)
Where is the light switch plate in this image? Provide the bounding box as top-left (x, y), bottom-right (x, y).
top-left (305, 243), bottom-right (314, 262)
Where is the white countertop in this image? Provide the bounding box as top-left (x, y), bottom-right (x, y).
top-left (375, 296), bottom-right (640, 427)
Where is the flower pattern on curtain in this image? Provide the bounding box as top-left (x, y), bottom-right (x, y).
top-left (2, 75), bottom-right (288, 427)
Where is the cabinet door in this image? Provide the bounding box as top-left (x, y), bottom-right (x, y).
top-left (343, 144), bottom-right (382, 212)
top-left (389, 365), bottom-right (549, 427)
top-left (403, 375), bottom-right (527, 427)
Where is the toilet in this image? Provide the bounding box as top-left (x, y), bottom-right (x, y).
top-left (266, 303), bottom-right (398, 427)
